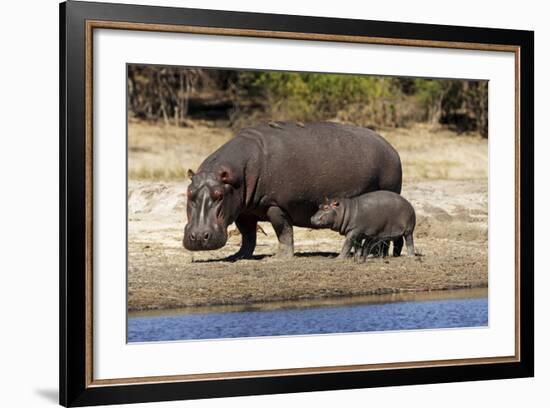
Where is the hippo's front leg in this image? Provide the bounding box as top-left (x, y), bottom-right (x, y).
top-left (337, 232), bottom-right (357, 259)
top-left (226, 214), bottom-right (258, 261)
top-left (266, 206), bottom-right (294, 258)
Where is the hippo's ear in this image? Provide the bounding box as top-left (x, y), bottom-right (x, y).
top-left (219, 168), bottom-right (240, 187)
top-left (331, 200), bottom-right (340, 208)
top-left (187, 169), bottom-right (195, 180)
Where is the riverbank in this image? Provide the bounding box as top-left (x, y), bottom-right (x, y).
top-left (129, 287), bottom-right (488, 317)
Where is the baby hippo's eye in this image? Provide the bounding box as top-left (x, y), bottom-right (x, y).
top-left (212, 189), bottom-right (224, 200)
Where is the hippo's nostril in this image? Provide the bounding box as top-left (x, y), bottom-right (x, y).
top-left (203, 232), bottom-right (210, 241)
top-left (190, 232), bottom-right (197, 241)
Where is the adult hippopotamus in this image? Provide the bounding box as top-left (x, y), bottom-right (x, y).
top-left (183, 121), bottom-right (402, 259)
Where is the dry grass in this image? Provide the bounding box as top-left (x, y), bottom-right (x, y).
top-left (128, 120), bottom-right (232, 180)
top-left (381, 123), bottom-right (488, 181)
top-left (128, 121), bottom-right (487, 181)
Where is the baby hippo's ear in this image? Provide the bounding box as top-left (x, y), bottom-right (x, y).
top-left (187, 169), bottom-right (195, 180)
top-left (331, 200), bottom-right (340, 208)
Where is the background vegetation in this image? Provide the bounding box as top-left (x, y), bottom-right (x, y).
top-left (128, 65), bottom-right (488, 137)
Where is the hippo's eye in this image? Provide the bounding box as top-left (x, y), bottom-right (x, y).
top-left (322, 205), bottom-right (330, 211)
top-left (212, 189), bottom-right (223, 201)
top-left (187, 189), bottom-right (194, 200)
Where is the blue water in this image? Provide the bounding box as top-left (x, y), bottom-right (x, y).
top-left (128, 297), bottom-right (488, 342)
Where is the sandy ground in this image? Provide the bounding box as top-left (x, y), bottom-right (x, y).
top-left (127, 121), bottom-right (488, 311)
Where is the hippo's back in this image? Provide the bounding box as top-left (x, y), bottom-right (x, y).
top-left (238, 121), bottom-right (402, 194)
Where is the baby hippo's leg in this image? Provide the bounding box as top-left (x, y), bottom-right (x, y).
top-left (338, 232), bottom-right (357, 259)
top-left (361, 238), bottom-right (373, 262)
top-left (405, 233), bottom-right (415, 257)
top-left (353, 238), bottom-right (364, 262)
top-left (368, 240), bottom-right (379, 257)
top-left (393, 237), bottom-right (404, 257)
top-left (382, 240), bottom-right (390, 257)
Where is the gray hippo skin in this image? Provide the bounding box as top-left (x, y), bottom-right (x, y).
top-left (183, 122), bottom-right (402, 259)
top-left (310, 190), bottom-right (416, 259)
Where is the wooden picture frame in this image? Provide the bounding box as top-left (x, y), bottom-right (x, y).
top-left (60, 1), bottom-right (534, 406)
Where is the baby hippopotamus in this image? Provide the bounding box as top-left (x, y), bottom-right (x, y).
top-left (310, 190), bottom-right (416, 260)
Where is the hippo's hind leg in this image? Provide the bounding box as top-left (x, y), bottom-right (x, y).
top-left (266, 206), bottom-right (294, 258)
top-left (405, 233), bottom-right (415, 257)
top-left (393, 236), bottom-right (404, 257)
top-left (227, 214), bottom-right (258, 260)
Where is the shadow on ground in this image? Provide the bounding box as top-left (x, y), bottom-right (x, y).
top-left (192, 251), bottom-right (339, 263)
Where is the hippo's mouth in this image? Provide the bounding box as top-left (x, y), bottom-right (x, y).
top-left (183, 227), bottom-right (228, 251)
top-left (310, 214), bottom-right (329, 227)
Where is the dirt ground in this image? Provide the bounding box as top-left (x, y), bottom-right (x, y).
top-left (127, 121), bottom-right (488, 311)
